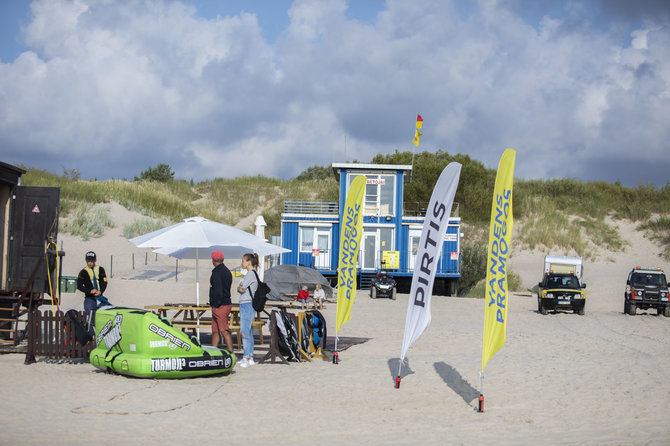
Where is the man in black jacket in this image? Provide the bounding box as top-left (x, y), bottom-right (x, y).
top-left (209, 250), bottom-right (233, 351)
top-left (77, 251), bottom-right (108, 334)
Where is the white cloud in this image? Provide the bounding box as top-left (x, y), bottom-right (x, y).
top-left (0, 0), bottom-right (669, 186)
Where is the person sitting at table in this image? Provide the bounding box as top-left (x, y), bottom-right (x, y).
top-left (236, 252), bottom-right (259, 368)
top-left (313, 283), bottom-right (325, 310)
top-left (209, 250), bottom-right (233, 352)
top-left (297, 285), bottom-right (310, 310)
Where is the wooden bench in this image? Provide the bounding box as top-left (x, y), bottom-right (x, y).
top-left (278, 296), bottom-right (326, 309)
top-left (146, 306), bottom-right (267, 350)
top-left (171, 319), bottom-right (265, 349)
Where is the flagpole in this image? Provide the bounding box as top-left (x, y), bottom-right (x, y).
top-left (478, 372), bottom-right (484, 412)
top-left (395, 359), bottom-right (403, 388)
top-left (411, 113), bottom-right (418, 169)
top-left (333, 335), bottom-right (339, 364)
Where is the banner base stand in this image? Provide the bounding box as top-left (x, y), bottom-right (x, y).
top-left (477, 394), bottom-right (484, 413)
top-left (332, 351), bottom-right (339, 364)
top-left (395, 376), bottom-right (401, 389)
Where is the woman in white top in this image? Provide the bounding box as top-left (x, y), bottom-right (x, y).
top-left (236, 253), bottom-right (259, 367)
top-left (313, 283), bottom-right (325, 310)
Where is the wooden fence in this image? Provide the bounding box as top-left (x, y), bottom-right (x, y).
top-left (25, 309), bottom-right (94, 364)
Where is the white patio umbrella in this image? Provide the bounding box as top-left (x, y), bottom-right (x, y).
top-left (129, 216), bottom-right (289, 306)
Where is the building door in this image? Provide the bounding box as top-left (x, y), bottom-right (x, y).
top-left (7, 186), bottom-right (60, 292)
top-left (362, 231), bottom-right (378, 270)
top-left (409, 229), bottom-right (422, 271)
top-left (315, 230), bottom-right (330, 269)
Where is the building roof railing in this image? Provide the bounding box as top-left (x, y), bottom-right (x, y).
top-left (283, 201), bottom-right (339, 215)
top-left (284, 200), bottom-right (460, 218)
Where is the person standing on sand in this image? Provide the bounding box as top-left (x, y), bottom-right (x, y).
top-left (77, 251), bottom-right (107, 335)
top-left (237, 253), bottom-right (259, 368)
top-left (209, 250), bottom-right (233, 352)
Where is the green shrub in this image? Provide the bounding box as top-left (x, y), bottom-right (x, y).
top-left (462, 270), bottom-right (522, 298)
top-left (508, 270), bottom-right (522, 292)
top-left (136, 163), bottom-right (175, 182)
top-left (459, 240), bottom-right (487, 295)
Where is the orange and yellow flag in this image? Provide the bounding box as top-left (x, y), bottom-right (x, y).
top-left (413, 114), bottom-right (423, 146)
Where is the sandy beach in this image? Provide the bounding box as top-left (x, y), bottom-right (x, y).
top-left (1, 205), bottom-right (670, 445)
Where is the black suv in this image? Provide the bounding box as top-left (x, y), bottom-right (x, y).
top-left (624, 267), bottom-right (669, 316)
top-left (537, 272), bottom-right (586, 315)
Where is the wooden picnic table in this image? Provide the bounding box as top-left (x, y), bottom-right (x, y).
top-left (143, 302), bottom-right (297, 349)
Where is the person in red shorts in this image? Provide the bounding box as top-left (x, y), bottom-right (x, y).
top-left (209, 250), bottom-right (233, 352)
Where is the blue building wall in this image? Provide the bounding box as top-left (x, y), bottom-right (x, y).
top-left (281, 221), bottom-right (299, 265)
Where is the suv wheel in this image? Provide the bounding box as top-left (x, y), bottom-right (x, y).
top-left (576, 307), bottom-right (585, 315)
top-left (626, 302), bottom-right (636, 315)
top-left (540, 304), bottom-right (548, 315)
top-left (664, 306), bottom-right (670, 317)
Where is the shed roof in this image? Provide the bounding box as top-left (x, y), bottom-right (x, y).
top-left (331, 162), bottom-right (413, 182)
top-left (0, 161), bottom-right (26, 186)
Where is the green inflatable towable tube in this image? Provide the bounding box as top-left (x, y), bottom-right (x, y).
top-left (89, 308), bottom-right (236, 378)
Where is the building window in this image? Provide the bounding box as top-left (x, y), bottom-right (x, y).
top-left (349, 174), bottom-right (395, 216)
top-left (300, 227), bottom-right (314, 252)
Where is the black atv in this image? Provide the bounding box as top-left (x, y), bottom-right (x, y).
top-left (370, 270), bottom-right (397, 300)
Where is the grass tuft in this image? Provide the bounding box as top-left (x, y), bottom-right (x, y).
top-left (61, 203), bottom-right (115, 240)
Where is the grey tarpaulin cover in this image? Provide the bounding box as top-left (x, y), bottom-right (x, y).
top-left (264, 265), bottom-right (334, 300)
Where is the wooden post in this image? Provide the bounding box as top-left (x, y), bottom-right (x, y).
top-left (258, 310), bottom-right (288, 365)
top-left (24, 309), bottom-right (37, 364)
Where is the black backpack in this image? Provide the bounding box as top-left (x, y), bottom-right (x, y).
top-left (66, 309), bottom-right (92, 346)
top-left (250, 270), bottom-right (270, 312)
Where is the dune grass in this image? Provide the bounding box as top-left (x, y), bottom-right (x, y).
top-left (60, 202), bottom-right (115, 240)
top-left (21, 166), bottom-right (339, 237)
top-left (122, 217), bottom-right (172, 239)
top-left (19, 161), bottom-right (670, 259)
top-left (638, 216), bottom-right (670, 260)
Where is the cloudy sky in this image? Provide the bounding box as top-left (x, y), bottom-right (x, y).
top-left (1, 0), bottom-right (669, 186)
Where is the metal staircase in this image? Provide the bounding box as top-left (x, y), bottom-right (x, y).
top-left (359, 272), bottom-right (376, 290)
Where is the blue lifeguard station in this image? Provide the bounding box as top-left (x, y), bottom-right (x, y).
top-left (280, 163), bottom-right (461, 295)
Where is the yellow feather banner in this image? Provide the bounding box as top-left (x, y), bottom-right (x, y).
top-left (335, 175), bottom-right (366, 334)
top-left (482, 148), bottom-right (516, 372)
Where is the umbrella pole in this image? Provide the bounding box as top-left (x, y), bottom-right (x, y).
top-left (196, 249), bottom-right (200, 338)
